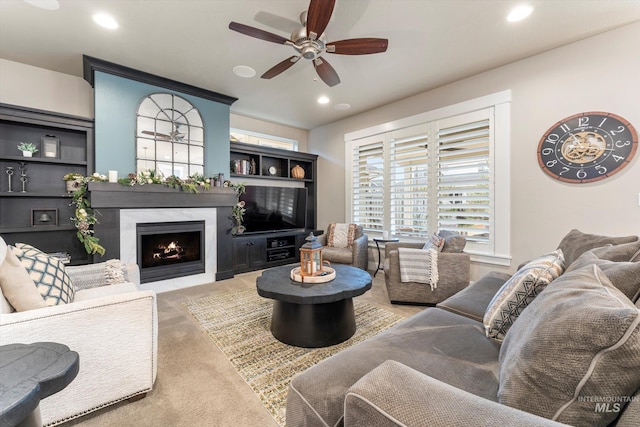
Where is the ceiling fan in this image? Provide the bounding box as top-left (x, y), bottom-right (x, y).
top-left (229, 0), bottom-right (388, 87)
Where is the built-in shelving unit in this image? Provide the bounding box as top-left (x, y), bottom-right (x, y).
top-left (229, 142), bottom-right (319, 274)
top-left (230, 141), bottom-right (315, 182)
top-left (0, 103), bottom-right (94, 264)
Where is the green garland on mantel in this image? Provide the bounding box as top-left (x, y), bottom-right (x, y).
top-left (64, 171), bottom-right (244, 255)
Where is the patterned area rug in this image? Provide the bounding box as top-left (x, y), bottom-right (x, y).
top-left (183, 289), bottom-right (405, 426)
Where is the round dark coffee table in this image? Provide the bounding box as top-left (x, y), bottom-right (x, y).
top-left (256, 264), bottom-right (372, 348)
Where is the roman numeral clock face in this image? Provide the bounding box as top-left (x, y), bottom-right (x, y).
top-left (537, 112), bottom-right (638, 183)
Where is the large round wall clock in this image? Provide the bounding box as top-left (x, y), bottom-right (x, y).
top-left (537, 111), bottom-right (638, 183)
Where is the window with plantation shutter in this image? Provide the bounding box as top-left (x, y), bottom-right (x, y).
top-left (345, 91), bottom-right (511, 264)
top-left (389, 125), bottom-right (429, 238)
top-left (351, 137), bottom-right (385, 234)
top-left (437, 111), bottom-right (491, 243)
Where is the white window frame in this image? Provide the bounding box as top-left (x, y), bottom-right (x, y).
top-left (345, 91), bottom-right (511, 266)
top-left (230, 128), bottom-right (298, 151)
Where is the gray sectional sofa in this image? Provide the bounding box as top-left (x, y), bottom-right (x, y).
top-left (286, 230), bottom-right (640, 427)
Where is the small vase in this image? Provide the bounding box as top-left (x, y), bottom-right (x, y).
top-left (291, 164), bottom-right (305, 179)
top-left (22, 151), bottom-right (33, 157)
top-left (66, 180), bottom-right (76, 193)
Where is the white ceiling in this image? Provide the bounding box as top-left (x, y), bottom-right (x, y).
top-left (1, 0), bottom-right (640, 130)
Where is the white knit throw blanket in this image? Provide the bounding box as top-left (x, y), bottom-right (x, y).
top-left (398, 247), bottom-right (439, 290)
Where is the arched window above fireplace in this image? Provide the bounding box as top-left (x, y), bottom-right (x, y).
top-left (136, 93), bottom-right (204, 178)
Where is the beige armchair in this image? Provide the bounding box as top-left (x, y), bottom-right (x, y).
top-left (317, 224), bottom-right (369, 271)
top-left (383, 241), bottom-right (470, 304)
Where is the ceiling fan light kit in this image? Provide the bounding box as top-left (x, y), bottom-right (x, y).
top-left (229, 0), bottom-right (388, 87)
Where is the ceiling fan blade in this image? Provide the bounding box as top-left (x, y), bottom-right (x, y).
top-left (261, 56), bottom-right (300, 79)
top-left (306, 0), bottom-right (336, 39)
top-left (326, 38), bottom-right (389, 55)
top-left (313, 56), bottom-right (340, 87)
top-left (229, 21), bottom-right (291, 45)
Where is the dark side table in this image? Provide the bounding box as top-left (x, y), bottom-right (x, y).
top-left (373, 238), bottom-right (399, 277)
top-left (0, 342), bottom-right (79, 427)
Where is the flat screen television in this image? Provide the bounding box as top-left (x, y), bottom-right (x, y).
top-left (240, 185), bottom-right (307, 233)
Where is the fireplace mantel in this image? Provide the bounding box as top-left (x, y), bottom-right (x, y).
top-left (88, 182), bottom-right (237, 282)
top-left (88, 182), bottom-right (237, 208)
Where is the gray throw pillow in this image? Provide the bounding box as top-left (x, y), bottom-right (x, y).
top-left (591, 240), bottom-right (640, 262)
top-left (566, 251), bottom-right (640, 302)
top-left (557, 229), bottom-right (638, 266)
top-left (499, 264), bottom-right (640, 427)
top-left (438, 230), bottom-right (466, 253)
top-left (483, 249), bottom-right (565, 341)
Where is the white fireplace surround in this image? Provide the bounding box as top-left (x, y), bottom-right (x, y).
top-left (120, 208), bottom-right (217, 292)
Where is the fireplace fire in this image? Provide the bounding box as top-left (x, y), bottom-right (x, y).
top-left (137, 221), bottom-right (205, 283)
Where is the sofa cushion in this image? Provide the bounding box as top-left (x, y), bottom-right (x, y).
top-left (320, 246), bottom-right (353, 264)
top-left (557, 229), bottom-right (638, 266)
top-left (498, 264), bottom-right (640, 427)
top-left (0, 239), bottom-right (47, 312)
top-left (11, 244), bottom-right (75, 306)
top-left (565, 251), bottom-right (640, 302)
top-left (327, 223), bottom-right (357, 248)
top-left (483, 250), bottom-right (565, 341)
top-left (437, 271), bottom-right (512, 322)
top-left (286, 307), bottom-right (501, 427)
top-left (591, 240), bottom-right (640, 262)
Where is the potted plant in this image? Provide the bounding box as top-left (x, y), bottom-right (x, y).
top-left (17, 142), bottom-right (38, 157)
top-left (63, 172), bottom-right (84, 193)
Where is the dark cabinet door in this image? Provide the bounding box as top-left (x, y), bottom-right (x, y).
top-left (232, 236), bottom-right (266, 272)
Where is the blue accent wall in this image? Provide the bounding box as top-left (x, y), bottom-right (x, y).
top-left (94, 71), bottom-right (230, 177)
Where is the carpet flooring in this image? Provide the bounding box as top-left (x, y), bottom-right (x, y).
top-left (64, 270), bottom-right (422, 426)
top-left (183, 289), bottom-right (406, 426)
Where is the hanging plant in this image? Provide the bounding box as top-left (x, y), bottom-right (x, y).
top-left (69, 173), bottom-right (108, 256)
top-left (229, 182), bottom-right (246, 235)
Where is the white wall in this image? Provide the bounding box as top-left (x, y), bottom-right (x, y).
top-left (309, 22), bottom-right (640, 279)
top-left (0, 59), bottom-right (94, 118)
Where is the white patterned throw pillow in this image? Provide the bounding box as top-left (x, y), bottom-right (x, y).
top-left (422, 232), bottom-right (444, 251)
top-left (483, 249), bottom-right (565, 341)
top-left (327, 223), bottom-right (358, 248)
top-left (11, 243), bottom-right (75, 306)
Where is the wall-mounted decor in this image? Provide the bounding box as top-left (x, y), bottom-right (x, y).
top-left (42, 136), bottom-right (60, 159)
top-left (537, 112), bottom-right (638, 183)
top-left (31, 208), bottom-right (58, 227)
top-left (136, 93), bottom-right (204, 178)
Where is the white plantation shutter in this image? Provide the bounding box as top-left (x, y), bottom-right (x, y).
top-left (437, 110), bottom-right (492, 243)
top-left (346, 91), bottom-right (510, 262)
top-left (389, 126), bottom-right (429, 238)
top-left (351, 137), bottom-right (384, 234)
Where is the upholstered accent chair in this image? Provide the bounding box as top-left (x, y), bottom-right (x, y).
top-left (384, 241), bottom-right (470, 304)
top-left (316, 223), bottom-right (369, 271)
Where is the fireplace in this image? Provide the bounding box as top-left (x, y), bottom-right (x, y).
top-left (137, 221), bottom-right (205, 283)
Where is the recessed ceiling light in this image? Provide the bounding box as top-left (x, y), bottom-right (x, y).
top-left (23, 0), bottom-right (59, 10)
top-left (507, 4), bottom-right (534, 22)
top-left (334, 103), bottom-right (351, 111)
top-left (93, 13), bottom-right (119, 29)
top-left (233, 65), bottom-right (256, 78)
top-left (317, 96), bottom-right (330, 104)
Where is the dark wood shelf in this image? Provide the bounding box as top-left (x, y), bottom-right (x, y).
top-left (0, 225), bottom-right (76, 234)
top-left (0, 192), bottom-right (73, 198)
top-left (0, 155), bottom-right (87, 166)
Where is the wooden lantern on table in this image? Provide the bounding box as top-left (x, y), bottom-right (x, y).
top-left (299, 232), bottom-right (324, 279)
